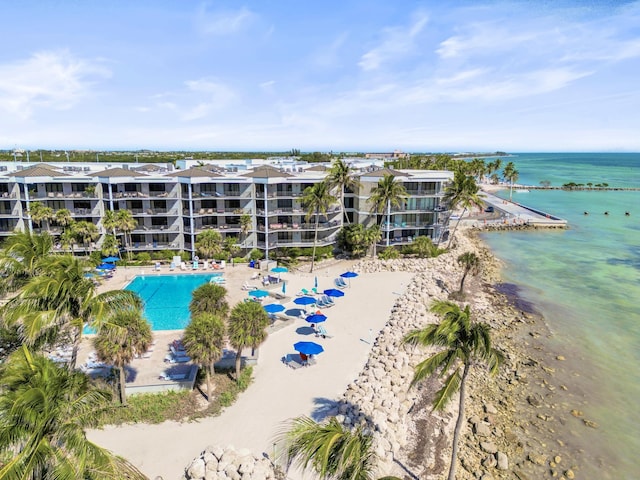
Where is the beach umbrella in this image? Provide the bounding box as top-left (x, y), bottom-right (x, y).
top-left (306, 313), bottom-right (327, 324)
top-left (282, 282), bottom-right (286, 294)
top-left (249, 289), bottom-right (269, 298)
top-left (293, 341), bottom-right (324, 355)
top-left (340, 271), bottom-right (358, 286)
top-left (101, 256), bottom-right (120, 263)
top-left (264, 303), bottom-right (285, 314)
top-left (96, 263), bottom-right (116, 270)
top-left (271, 266), bottom-right (288, 273)
top-left (323, 288), bottom-right (344, 298)
top-left (294, 296), bottom-right (316, 306)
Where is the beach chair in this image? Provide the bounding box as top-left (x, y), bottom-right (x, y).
top-left (159, 372), bottom-right (187, 381)
top-left (320, 294), bottom-right (334, 307)
top-left (334, 278), bottom-right (347, 289)
top-left (316, 325), bottom-right (332, 339)
top-left (316, 296), bottom-right (329, 308)
top-left (282, 354), bottom-right (304, 370)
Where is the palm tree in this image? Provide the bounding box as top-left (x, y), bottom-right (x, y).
top-left (116, 209), bottom-right (137, 260)
top-left (402, 300), bottom-right (504, 480)
top-left (101, 233), bottom-right (120, 258)
top-left (502, 161), bottom-right (519, 201)
top-left (277, 416), bottom-right (380, 480)
top-left (442, 168), bottom-right (481, 249)
top-left (93, 309), bottom-right (152, 405)
top-left (189, 283), bottom-right (229, 319)
top-left (227, 301), bottom-right (270, 382)
top-left (195, 229), bottom-right (223, 259)
top-left (365, 224), bottom-right (382, 258)
top-left (327, 158), bottom-right (360, 225)
top-left (0, 231), bottom-right (53, 294)
top-left (302, 181), bottom-right (336, 273)
top-left (72, 220), bottom-right (99, 255)
top-left (1, 255), bottom-right (143, 369)
top-left (60, 225), bottom-right (78, 255)
top-left (54, 207), bottom-right (72, 231)
top-left (0, 346), bottom-right (146, 479)
top-left (28, 201), bottom-right (54, 233)
top-left (240, 213), bottom-right (252, 249)
top-left (368, 174), bottom-right (407, 248)
top-left (102, 209), bottom-right (122, 259)
top-left (183, 313), bottom-right (226, 403)
top-left (456, 252), bottom-right (480, 296)
top-left (412, 236), bottom-right (441, 258)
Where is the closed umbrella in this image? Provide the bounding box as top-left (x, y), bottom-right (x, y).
top-left (323, 288), bottom-right (344, 297)
top-left (264, 303), bottom-right (285, 314)
top-left (282, 282), bottom-right (286, 294)
top-left (305, 313), bottom-right (327, 324)
top-left (249, 289), bottom-right (269, 298)
top-left (294, 296), bottom-right (316, 306)
top-left (293, 341), bottom-right (324, 355)
top-left (314, 276), bottom-right (318, 288)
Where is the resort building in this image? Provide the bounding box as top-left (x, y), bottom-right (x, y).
top-left (0, 160), bottom-right (453, 258)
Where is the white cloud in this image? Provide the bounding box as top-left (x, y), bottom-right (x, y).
top-left (195, 4), bottom-right (254, 35)
top-left (0, 51), bottom-right (110, 119)
top-left (358, 10), bottom-right (428, 71)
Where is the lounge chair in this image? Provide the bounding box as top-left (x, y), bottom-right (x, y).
top-left (321, 295), bottom-right (335, 307)
top-left (334, 278), bottom-right (347, 289)
top-left (316, 325), bottom-right (332, 339)
top-left (282, 354), bottom-right (304, 370)
top-left (159, 372), bottom-right (188, 381)
top-left (242, 282), bottom-right (258, 291)
top-left (316, 297), bottom-right (328, 308)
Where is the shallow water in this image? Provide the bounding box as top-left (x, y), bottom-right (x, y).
top-left (480, 153), bottom-right (640, 477)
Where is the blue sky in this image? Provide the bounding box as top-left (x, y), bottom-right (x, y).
top-left (1, 0), bottom-right (639, 152)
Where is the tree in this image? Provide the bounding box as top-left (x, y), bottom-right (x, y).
top-left (28, 201), bottom-right (54, 233)
top-left (302, 181), bottom-right (336, 273)
top-left (1, 255), bottom-right (142, 369)
top-left (0, 346), bottom-right (146, 479)
top-left (412, 236), bottom-right (442, 258)
top-left (277, 416), bottom-right (379, 480)
top-left (195, 229), bottom-right (223, 259)
top-left (60, 225), bottom-right (78, 254)
top-left (442, 168), bottom-right (481, 249)
top-left (337, 224), bottom-right (379, 258)
top-left (502, 161), bottom-right (519, 201)
top-left (223, 236), bottom-right (241, 259)
top-left (72, 220), bottom-right (99, 255)
top-left (456, 252), bottom-right (480, 296)
top-left (183, 313), bottom-right (226, 403)
top-left (93, 309), bottom-right (152, 405)
top-left (227, 301), bottom-right (270, 382)
top-left (402, 301), bottom-right (504, 480)
top-left (116, 210), bottom-right (137, 261)
top-left (240, 213), bottom-right (252, 249)
top-left (0, 231), bottom-right (53, 295)
top-left (54, 208), bottom-right (72, 231)
top-left (101, 234), bottom-right (120, 258)
top-left (368, 174), bottom-right (407, 247)
top-left (102, 209), bottom-right (122, 259)
top-left (189, 283), bottom-right (229, 319)
top-left (327, 158), bottom-right (360, 225)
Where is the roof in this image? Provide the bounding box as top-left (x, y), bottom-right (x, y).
top-left (88, 167), bottom-right (148, 178)
top-left (167, 167), bottom-right (224, 178)
top-left (306, 164), bottom-right (329, 172)
top-left (134, 164), bottom-right (163, 172)
top-left (9, 165), bottom-right (70, 178)
top-left (358, 167), bottom-right (411, 178)
top-left (241, 165), bottom-right (294, 178)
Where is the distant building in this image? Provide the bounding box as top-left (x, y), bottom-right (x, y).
top-left (364, 150), bottom-right (409, 160)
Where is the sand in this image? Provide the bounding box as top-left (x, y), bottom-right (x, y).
top-left (87, 260), bottom-right (413, 479)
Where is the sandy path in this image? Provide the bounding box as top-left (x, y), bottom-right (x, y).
top-left (88, 264), bottom-right (413, 479)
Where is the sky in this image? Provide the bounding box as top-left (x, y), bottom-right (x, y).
top-left (1, 0), bottom-right (639, 152)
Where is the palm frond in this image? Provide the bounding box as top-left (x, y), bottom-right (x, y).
top-left (432, 367), bottom-right (462, 411)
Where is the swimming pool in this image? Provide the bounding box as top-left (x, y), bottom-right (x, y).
top-left (125, 273), bottom-right (223, 330)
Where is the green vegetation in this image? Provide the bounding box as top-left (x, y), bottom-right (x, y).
top-left (227, 302), bottom-right (270, 381)
top-left (368, 174), bottom-right (407, 249)
top-left (442, 167), bottom-right (481, 249)
top-left (456, 251), bottom-right (480, 298)
top-left (302, 181), bottom-right (337, 273)
top-left (336, 224), bottom-right (381, 258)
top-left (378, 246), bottom-right (400, 260)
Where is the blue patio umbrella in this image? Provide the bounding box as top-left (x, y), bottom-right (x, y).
top-left (305, 313), bottom-right (327, 324)
top-left (264, 303), bottom-right (286, 314)
top-left (271, 266), bottom-right (288, 273)
top-left (323, 288), bottom-right (345, 297)
top-left (340, 271), bottom-right (359, 278)
top-left (249, 289), bottom-right (269, 298)
top-left (293, 341), bottom-right (324, 355)
top-left (96, 263), bottom-right (116, 270)
top-left (102, 256), bottom-right (120, 263)
top-left (294, 296), bottom-right (316, 306)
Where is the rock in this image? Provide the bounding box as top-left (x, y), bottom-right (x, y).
top-left (554, 455), bottom-right (562, 464)
top-left (556, 355), bottom-right (566, 361)
top-left (480, 441), bottom-right (498, 454)
top-left (496, 451), bottom-right (509, 470)
top-left (484, 403), bottom-right (498, 414)
top-left (474, 422), bottom-right (491, 437)
top-left (186, 458), bottom-right (206, 479)
top-left (528, 453), bottom-right (547, 465)
top-left (565, 469), bottom-right (575, 479)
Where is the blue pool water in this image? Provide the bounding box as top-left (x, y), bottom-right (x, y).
top-left (126, 274), bottom-right (223, 330)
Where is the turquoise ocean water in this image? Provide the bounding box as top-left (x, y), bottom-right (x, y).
top-left (480, 153), bottom-right (639, 477)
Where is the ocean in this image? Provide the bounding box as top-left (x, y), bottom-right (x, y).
top-left (480, 153), bottom-right (640, 477)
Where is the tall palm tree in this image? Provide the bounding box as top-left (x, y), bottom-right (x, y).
top-left (54, 207), bottom-right (72, 230)
top-left (72, 221), bottom-right (99, 255)
top-left (365, 224), bottom-right (382, 258)
top-left (1, 255), bottom-right (143, 369)
top-left (302, 181), bottom-right (336, 273)
top-left (102, 209), bottom-right (121, 259)
top-left (227, 301), bottom-right (270, 382)
top-left (368, 174), bottom-right (407, 248)
top-left (0, 231), bottom-right (53, 294)
top-left (502, 161), bottom-right (519, 201)
top-left (116, 209), bottom-right (137, 261)
top-left (195, 229), bottom-right (223, 259)
top-left (0, 346), bottom-right (146, 479)
top-left (28, 201), bottom-right (54, 233)
top-left (93, 309), bottom-right (152, 405)
top-left (456, 252), bottom-right (480, 296)
top-left (277, 416), bottom-right (381, 480)
top-left (402, 300), bottom-right (504, 480)
top-left (60, 225), bottom-right (78, 255)
top-left (442, 168), bottom-right (481, 249)
top-left (101, 234), bottom-right (120, 258)
top-left (240, 213), bottom-right (252, 249)
top-left (327, 158), bottom-right (360, 225)
top-left (183, 313), bottom-right (226, 403)
top-left (189, 283), bottom-right (229, 319)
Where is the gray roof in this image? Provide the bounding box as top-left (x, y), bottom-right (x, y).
top-left (358, 167), bottom-right (410, 178)
top-left (167, 167), bottom-right (224, 178)
top-left (241, 165), bottom-right (293, 178)
top-left (9, 165), bottom-right (70, 177)
top-left (306, 164), bottom-right (329, 172)
top-left (88, 167), bottom-right (148, 178)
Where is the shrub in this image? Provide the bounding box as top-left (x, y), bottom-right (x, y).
top-left (232, 256), bottom-right (248, 264)
top-left (249, 249), bottom-right (264, 261)
top-left (135, 252), bottom-right (151, 263)
top-left (378, 247), bottom-right (400, 260)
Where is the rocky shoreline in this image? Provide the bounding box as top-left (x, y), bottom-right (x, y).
top-left (182, 229), bottom-right (606, 479)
